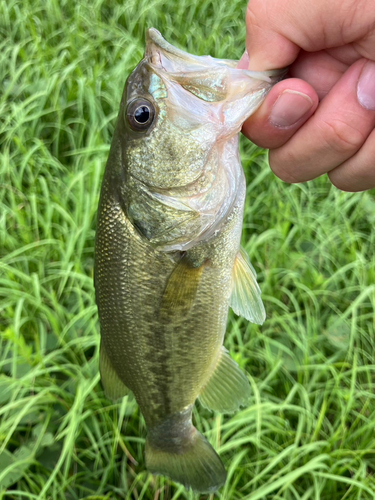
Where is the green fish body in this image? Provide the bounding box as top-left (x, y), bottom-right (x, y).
top-left (95, 29), bottom-right (281, 493)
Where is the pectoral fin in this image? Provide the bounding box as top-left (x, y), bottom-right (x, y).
top-left (199, 347), bottom-right (251, 413)
top-left (230, 247), bottom-right (266, 325)
top-left (99, 342), bottom-right (131, 401)
top-left (159, 255), bottom-right (206, 321)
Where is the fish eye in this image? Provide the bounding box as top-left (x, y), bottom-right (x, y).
top-left (126, 98), bottom-right (155, 132)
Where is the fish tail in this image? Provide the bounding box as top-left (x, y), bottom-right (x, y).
top-left (145, 423), bottom-right (226, 493)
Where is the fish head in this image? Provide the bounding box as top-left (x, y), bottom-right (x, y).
top-left (121, 30), bottom-right (225, 191)
top-left (120, 28), bottom-right (282, 191)
top-left (113, 29), bottom-right (283, 249)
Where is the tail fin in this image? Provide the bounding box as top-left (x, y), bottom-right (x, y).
top-left (145, 426), bottom-right (226, 493)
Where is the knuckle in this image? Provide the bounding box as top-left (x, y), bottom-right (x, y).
top-left (328, 168), bottom-right (358, 192)
top-left (269, 153), bottom-right (301, 184)
top-left (319, 117), bottom-right (366, 154)
top-left (328, 170), bottom-right (347, 190)
top-left (246, 1), bottom-right (271, 31)
top-left (246, 4), bottom-right (263, 32)
top-left (246, 4), bottom-right (256, 23)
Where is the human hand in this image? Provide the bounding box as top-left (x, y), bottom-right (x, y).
top-left (240, 0), bottom-right (375, 191)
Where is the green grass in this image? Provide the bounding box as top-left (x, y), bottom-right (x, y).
top-left (1, 0), bottom-right (375, 498)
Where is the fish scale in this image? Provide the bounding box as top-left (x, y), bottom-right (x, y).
top-left (95, 28), bottom-right (282, 492)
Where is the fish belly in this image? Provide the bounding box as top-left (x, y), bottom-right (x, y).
top-left (95, 179), bottom-right (244, 428)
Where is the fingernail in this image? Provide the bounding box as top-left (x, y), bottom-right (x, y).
top-left (357, 61), bottom-right (375, 110)
top-left (237, 50), bottom-right (249, 70)
top-left (269, 90), bottom-right (314, 128)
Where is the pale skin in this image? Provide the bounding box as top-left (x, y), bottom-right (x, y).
top-left (239, 0), bottom-right (375, 192)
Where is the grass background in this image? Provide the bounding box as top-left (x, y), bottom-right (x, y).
top-left (1, 0), bottom-right (375, 498)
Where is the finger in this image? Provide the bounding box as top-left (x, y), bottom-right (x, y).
top-left (289, 50), bottom-right (348, 99)
top-left (328, 128), bottom-right (375, 191)
top-left (268, 59), bottom-right (375, 183)
top-left (242, 78), bottom-right (318, 149)
top-left (237, 51), bottom-right (249, 70)
top-left (245, 0), bottom-right (375, 71)
top-left (246, 1), bottom-right (300, 71)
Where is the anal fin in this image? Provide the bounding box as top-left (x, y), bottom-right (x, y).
top-left (99, 342), bottom-right (131, 401)
top-left (198, 347), bottom-right (251, 413)
top-left (230, 247), bottom-right (266, 325)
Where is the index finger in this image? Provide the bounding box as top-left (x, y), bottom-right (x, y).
top-left (246, 2), bottom-right (299, 71)
top-left (245, 0), bottom-right (368, 71)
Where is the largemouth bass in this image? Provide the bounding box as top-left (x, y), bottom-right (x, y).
top-left (95, 28), bottom-right (281, 493)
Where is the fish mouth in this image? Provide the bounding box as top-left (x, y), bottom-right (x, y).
top-left (144, 28), bottom-right (285, 108)
top-left (145, 28), bottom-right (237, 72)
top-left (145, 28), bottom-right (284, 82)
top-left (145, 29), bottom-right (252, 106)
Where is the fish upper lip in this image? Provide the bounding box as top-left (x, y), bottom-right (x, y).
top-left (145, 28), bottom-right (238, 73)
top-left (145, 28), bottom-right (285, 83)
